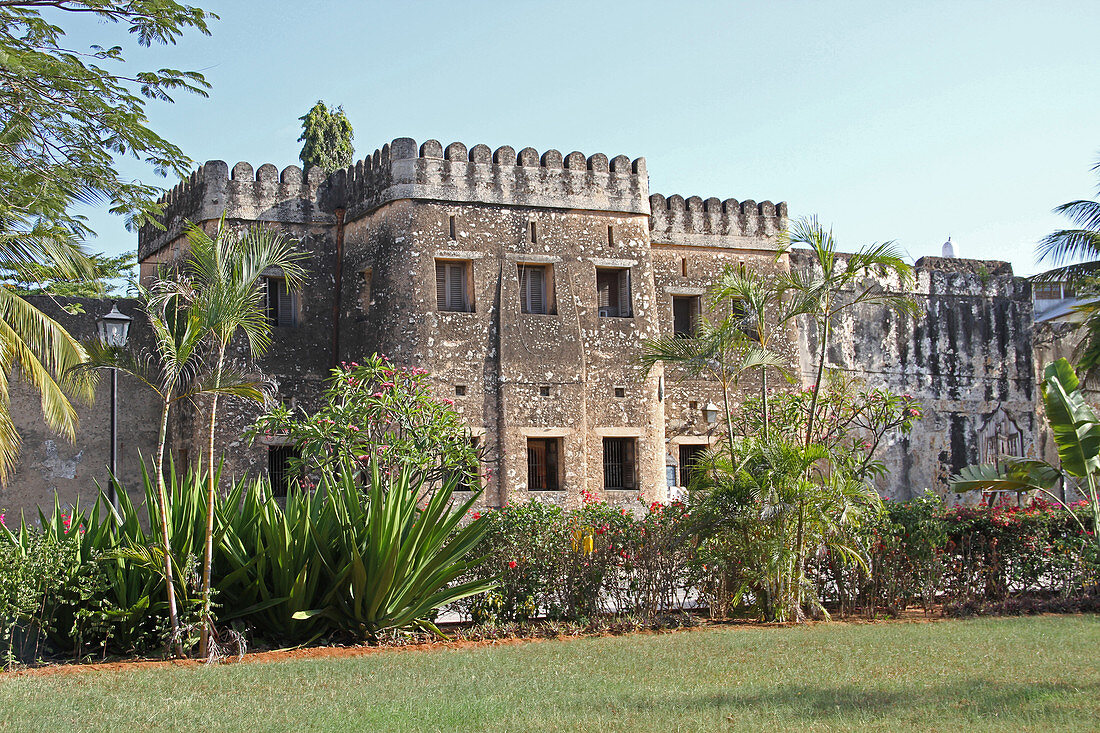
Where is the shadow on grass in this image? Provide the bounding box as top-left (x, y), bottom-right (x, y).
top-left (619, 680), bottom-right (1096, 721)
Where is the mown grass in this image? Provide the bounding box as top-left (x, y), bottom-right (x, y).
top-left (1, 615), bottom-right (1098, 732)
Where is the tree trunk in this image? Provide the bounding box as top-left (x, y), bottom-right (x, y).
top-left (805, 315), bottom-right (831, 449)
top-left (761, 369), bottom-right (769, 438)
top-left (154, 400), bottom-right (183, 657)
top-left (198, 346), bottom-right (225, 659)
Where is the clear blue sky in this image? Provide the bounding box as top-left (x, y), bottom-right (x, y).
top-left (68, 0), bottom-right (1100, 276)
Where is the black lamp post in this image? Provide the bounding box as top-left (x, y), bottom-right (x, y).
top-left (97, 303), bottom-right (132, 507)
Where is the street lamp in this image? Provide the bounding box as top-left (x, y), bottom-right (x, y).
top-left (703, 402), bottom-right (720, 425)
top-left (97, 303), bottom-right (132, 508)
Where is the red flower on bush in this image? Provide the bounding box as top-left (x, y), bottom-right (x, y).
top-left (508, 560), bottom-right (517, 569)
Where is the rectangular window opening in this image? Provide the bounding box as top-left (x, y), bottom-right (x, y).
top-left (455, 384), bottom-right (467, 396)
top-left (448, 214), bottom-right (457, 240)
top-left (527, 437), bottom-right (560, 491)
top-left (679, 443), bottom-right (707, 488)
top-left (266, 277), bottom-right (299, 328)
top-left (528, 221), bottom-right (537, 244)
top-left (539, 384), bottom-right (550, 397)
top-left (603, 437), bottom-right (636, 490)
top-left (673, 295), bottom-right (700, 338)
top-left (681, 257), bottom-right (688, 277)
top-left (519, 264), bottom-right (553, 314)
top-left (607, 225), bottom-right (615, 245)
top-left (596, 267), bottom-right (632, 317)
top-left (435, 259), bottom-right (473, 312)
top-left (268, 446), bottom-right (300, 498)
top-left (614, 386), bottom-right (626, 398)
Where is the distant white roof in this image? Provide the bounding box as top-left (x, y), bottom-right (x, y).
top-left (942, 237), bottom-right (956, 258)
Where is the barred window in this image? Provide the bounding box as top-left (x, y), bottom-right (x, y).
top-left (603, 437), bottom-right (636, 490)
top-left (268, 446), bottom-right (300, 498)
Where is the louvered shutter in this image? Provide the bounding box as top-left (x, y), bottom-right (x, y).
top-left (523, 266), bottom-right (545, 314)
top-left (618, 269), bottom-right (631, 317)
top-left (598, 274), bottom-right (611, 310)
top-left (448, 263), bottom-right (466, 311)
top-left (436, 263), bottom-right (447, 310)
top-left (623, 439), bottom-right (635, 489)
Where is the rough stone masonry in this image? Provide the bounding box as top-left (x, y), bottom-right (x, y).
top-left (1, 137), bottom-right (1036, 513)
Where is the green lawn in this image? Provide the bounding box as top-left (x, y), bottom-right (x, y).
top-left (1, 616), bottom-right (1098, 732)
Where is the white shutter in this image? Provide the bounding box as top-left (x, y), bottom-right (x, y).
top-left (618, 269), bottom-right (631, 317)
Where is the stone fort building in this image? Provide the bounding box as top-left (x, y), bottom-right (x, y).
top-left (3, 137), bottom-right (1036, 512)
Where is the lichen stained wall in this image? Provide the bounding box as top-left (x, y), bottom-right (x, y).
top-left (791, 253), bottom-right (1036, 500)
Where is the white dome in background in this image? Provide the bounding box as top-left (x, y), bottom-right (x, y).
top-left (942, 237), bottom-right (957, 258)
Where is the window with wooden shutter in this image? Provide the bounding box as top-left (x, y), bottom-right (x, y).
top-left (527, 437), bottom-right (560, 491)
top-left (672, 296), bottom-right (700, 337)
top-left (596, 267), bottom-right (631, 317)
top-left (266, 277), bottom-right (299, 327)
top-left (435, 260), bottom-right (472, 312)
top-left (519, 264), bottom-right (550, 314)
top-left (603, 437), bottom-right (636, 490)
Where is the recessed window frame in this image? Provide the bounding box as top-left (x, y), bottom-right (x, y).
top-left (268, 445), bottom-right (301, 498)
top-left (527, 437), bottom-right (561, 491)
top-left (596, 266), bottom-right (632, 318)
top-left (672, 295), bottom-right (700, 338)
top-left (265, 276), bottom-right (300, 328)
top-left (602, 437), bottom-right (637, 491)
top-left (518, 263), bottom-right (555, 315)
top-left (435, 258), bottom-right (474, 313)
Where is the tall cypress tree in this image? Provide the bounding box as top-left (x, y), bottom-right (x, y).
top-left (298, 101), bottom-right (355, 173)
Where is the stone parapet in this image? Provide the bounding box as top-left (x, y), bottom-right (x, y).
top-left (324, 138), bottom-right (650, 220)
top-left (137, 162), bottom-right (329, 260)
top-left (649, 193), bottom-right (787, 249)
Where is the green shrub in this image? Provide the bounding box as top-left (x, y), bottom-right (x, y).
top-left (215, 462), bottom-right (493, 643)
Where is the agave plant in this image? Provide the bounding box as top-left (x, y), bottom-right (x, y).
top-left (951, 358), bottom-right (1100, 553)
top-left (216, 461), bottom-right (493, 643)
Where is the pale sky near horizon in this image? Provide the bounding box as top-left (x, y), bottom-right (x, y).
top-left (64, 0), bottom-right (1100, 276)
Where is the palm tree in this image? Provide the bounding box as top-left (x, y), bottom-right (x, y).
top-left (161, 218), bottom-right (305, 659)
top-left (779, 216), bottom-right (919, 448)
top-left (0, 233), bottom-right (96, 480)
top-left (640, 314), bottom-right (787, 458)
top-left (1035, 158), bottom-right (1100, 370)
top-left (81, 285), bottom-right (264, 656)
top-left (707, 266), bottom-right (802, 436)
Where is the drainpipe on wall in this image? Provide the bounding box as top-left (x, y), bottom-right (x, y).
top-left (331, 207), bottom-right (346, 370)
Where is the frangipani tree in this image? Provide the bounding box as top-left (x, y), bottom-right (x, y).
top-left (951, 358), bottom-right (1099, 555)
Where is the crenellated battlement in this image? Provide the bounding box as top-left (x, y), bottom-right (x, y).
top-left (139, 137), bottom-right (652, 260)
top-left (649, 193), bottom-right (788, 249)
top-left (138, 160), bottom-right (329, 260)
top-left (323, 137), bottom-right (650, 220)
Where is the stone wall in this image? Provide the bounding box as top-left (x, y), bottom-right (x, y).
top-left (791, 253), bottom-right (1036, 499)
top-left (2, 297), bottom-right (161, 515)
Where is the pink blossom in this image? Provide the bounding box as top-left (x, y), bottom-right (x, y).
top-left (348, 425), bottom-right (359, 432)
